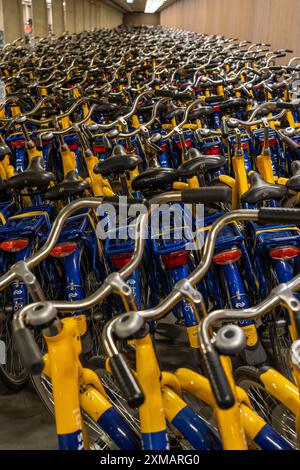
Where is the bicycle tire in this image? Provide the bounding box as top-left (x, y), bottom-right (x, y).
top-left (234, 365), bottom-right (298, 449)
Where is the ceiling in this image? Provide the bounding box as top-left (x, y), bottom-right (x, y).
top-left (108, 0), bottom-right (176, 13)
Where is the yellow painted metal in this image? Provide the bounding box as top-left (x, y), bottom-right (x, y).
top-left (239, 403), bottom-right (265, 440)
top-left (160, 371), bottom-right (182, 398)
top-left (187, 325), bottom-right (201, 348)
top-left (44, 319), bottom-right (82, 435)
top-left (79, 385), bottom-right (112, 422)
top-left (61, 149), bottom-right (77, 175)
top-left (27, 146), bottom-right (43, 160)
top-left (175, 367), bottom-right (249, 449)
top-left (260, 368), bottom-right (300, 416)
top-left (256, 154), bottom-right (275, 184)
top-left (241, 324), bottom-right (259, 347)
top-left (161, 386), bottom-right (186, 422)
top-left (135, 334), bottom-right (167, 434)
top-left (233, 155), bottom-right (249, 197)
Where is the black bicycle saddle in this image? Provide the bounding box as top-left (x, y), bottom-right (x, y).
top-left (7, 156), bottom-right (55, 190)
top-left (132, 167), bottom-right (178, 195)
top-left (177, 148), bottom-right (227, 178)
top-left (0, 144), bottom-right (12, 161)
top-left (287, 161), bottom-right (300, 192)
top-left (241, 172), bottom-right (287, 204)
top-left (94, 145), bottom-right (142, 177)
top-left (188, 106), bottom-right (214, 121)
top-left (43, 170), bottom-right (90, 200)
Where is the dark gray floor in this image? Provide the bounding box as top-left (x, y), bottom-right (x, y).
top-left (0, 385), bottom-right (57, 450)
top-left (0, 321), bottom-right (194, 450)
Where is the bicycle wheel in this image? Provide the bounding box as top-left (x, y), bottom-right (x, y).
top-left (234, 365), bottom-right (298, 449)
top-left (0, 288), bottom-right (28, 393)
top-left (262, 260), bottom-right (294, 380)
top-left (0, 259), bottom-right (58, 393)
top-left (262, 312), bottom-right (294, 381)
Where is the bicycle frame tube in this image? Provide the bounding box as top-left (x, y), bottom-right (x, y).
top-left (43, 317), bottom-right (140, 450)
top-left (79, 385), bottom-right (140, 450)
top-left (134, 333), bottom-right (168, 450)
top-left (174, 366), bottom-right (247, 449)
top-left (161, 385), bottom-right (221, 449)
top-left (43, 319), bottom-right (84, 450)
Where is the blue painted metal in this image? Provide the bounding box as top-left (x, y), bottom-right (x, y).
top-left (254, 424), bottom-right (294, 450)
top-left (142, 430), bottom-right (169, 450)
top-left (172, 406), bottom-right (222, 450)
top-left (57, 429), bottom-right (84, 450)
top-left (97, 407), bottom-right (141, 450)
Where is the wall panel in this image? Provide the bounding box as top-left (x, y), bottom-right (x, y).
top-left (161, 0), bottom-right (300, 55)
top-left (124, 13), bottom-right (160, 25)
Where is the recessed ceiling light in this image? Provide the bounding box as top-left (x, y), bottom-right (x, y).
top-left (145, 0), bottom-right (166, 13)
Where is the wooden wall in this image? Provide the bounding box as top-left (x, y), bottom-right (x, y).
top-left (161, 0), bottom-right (300, 56)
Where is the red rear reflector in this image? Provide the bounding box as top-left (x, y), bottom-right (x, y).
top-left (93, 146), bottom-right (106, 153)
top-left (160, 144), bottom-right (167, 152)
top-left (161, 249), bottom-right (189, 268)
top-left (269, 246), bottom-right (300, 260)
top-left (111, 252), bottom-right (132, 269)
top-left (213, 106), bottom-right (221, 112)
top-left (177, 139), bottom-right (192, 149)
top-left (205, 146), bottom-right (221, 155)
top-left (10, 141), bottom-right (25, 149)
top-left (0, 239), bottom-right (29, 252)
top-left (260, 138), bottom-right (278, 147)
top-left (234, 143), bottom-right (248, 152)
top-left (269, 138), bottom-right (278, 146)
top-left (68, 144), bottom-right (78, 151)
top-left (50, 242), bottom-right (77, 258)
top-left (213, 248), bottom-right (242, 265)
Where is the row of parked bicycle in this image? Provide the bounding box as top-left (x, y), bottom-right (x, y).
top-left (1, 25), bottom-right (300, 450)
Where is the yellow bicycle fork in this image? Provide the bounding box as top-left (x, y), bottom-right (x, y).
top-left (42, 316), bottom-right (121, 450)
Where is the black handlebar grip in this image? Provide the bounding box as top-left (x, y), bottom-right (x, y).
top-left (109, 354), bottom-right (144, 408)
top-left (181, 187), bottom-right (232, 204)
top-left (108, 95), bottom-right (125, 104)
top-left (287, 66), bottom-right (300, 72)
top-left (280, 134), bottom-right (300, 152)
top-left (176, 92), bottom-right (194, 101)
top-left (258, 207), bottom-right (300, 225)
top-left (276, 101), bottom-right (300, 110)
top-left (14, 328), bottom-right (44, 375)
top-left (275, 53), bottom-right (287, 58)
top-left (255, 54), bottom-right (267, 61)
top-left (202, 348), bottom-right (235, 410)
top-left (205, 95), bottom-right (225, 104)
top-left (154, 89), bottom-right (175, 98)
